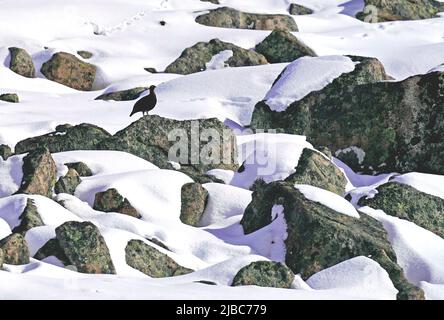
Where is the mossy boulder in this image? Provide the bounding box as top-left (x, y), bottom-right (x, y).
top-left (8, 47), bottom-right (35, 78)
top-left (65, 162), bottom-right (92, 177)
top-left (196, 7), bottom-right (298, 31)
top-left (232, 261), bottom-right (295, 288)
top-left (34, 238), bottom-right (70, 265)
top-left (95, 87), bottom-right (148, 101)
top-left (289, 3), bottom-right (313, 15)
top-left (125, 239), bottom-right (193, 277)
top-left (15, 123), bottom-right (111, 155)
top-left (180, 183), bottom-right (208, 226)
top-left (41, 52), bottom-right (96, 91)
top-left (0, 144), bottom-right (13, 160)
top-left (12, 198), bottom-right (44, 234)
top-left (359, 182), bottom-right (444, 238)
top-left (54, 168), bottom-right (81, 195)
top-left (0, 233), bottom-right (30, 265)
top-left (77, 50), bottom-right (93, 59)
top-left (241, 181), bottom-right (424, 300)
top-left (55, 221), bottom-right (116, 274)
top-left (0, 93), bottom-right (19, 103)
top-left (165, 39), bottom-right (267, 75)
top-left (93, 188), bottom-right (141, 219)
top-left (17, 147), bottom-right (57, 198)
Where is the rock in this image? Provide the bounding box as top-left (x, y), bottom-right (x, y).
top-left (201, 0), bottom-right (219, 4)
top-left (0, 233), bottom-right (30, 265)
top-left (0, 144), bottom-right (13, 160)
top-left (232, 261), bottom-right (295, 288)
top-left (54, 168), bottom-right (81, 195)
top-left (65, 162), bottom-right (93, 177)
top-left (165, 39), bottom-right (267, 75)
top-left (97, 115), bottom-right (239, 174)
top-left (41, 52), bottom-right (96, 91)
top-left (195, 7), bottom-right (298, 31)
top-left (144, 67), bottom-right (157, 73)
top-left (255, 29), bottom-right (316, 64)
top-left (15, 123), bottom-right (111, 155)
top-left (17, 147), bottom-right (57, 198)
top-left (0, 249), bottom-right (3, 268)
top-left (180, 183), bottom-right (208, 226)
top-left (125, 239), bottom-right (193, 277)
top-left (77, 50), bottom-right (93, 59)
top-left (55, 221), bottom-right (116, 274)
top-left (34, 238), bottom-right (70, 265)
top-left (93, 188), bottom-right (141, 219)
top-left (0, 93), bottom-right (19, 103)
top-left (289, 3), bottom-right (313, 15)
top-left (95, 87), bottom-right (148, 101)
top-left (241, 181), bottom-right (424, 300)
top-left (285, 148), bottom-right (347, 195)
top-left (358, 182), bottom-right (444, 238)
top-left (12, 198), bottom-right (44, 234)
top-left (8, 47), bottom-right (36, 78)
top-left (356, 0), bottom-right (441, 22)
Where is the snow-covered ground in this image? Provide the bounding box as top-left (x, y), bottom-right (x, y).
top-left (1, 0), bottom-right (444, 300)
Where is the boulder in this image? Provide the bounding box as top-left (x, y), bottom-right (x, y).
top-left (17, 147), bottom-right (57, 198)
top-left (359, 182), bottom-right (444, 238)
top-left (180, 183), bottom-right (208, 226)
top-left (77, 50), bottom-right (93, 59)
top-left (165, 39), bottom-right (267, 75)
top-left (201, 0), bottom-right (219, 4)
top-left (65, 162), bottom-right (93, 177)
top-left (289, 3), bottom-right (313, 15)
top-left (255, 29), bottom-right (316, 64)
top-left (232, 261), bottom-right (295, 288)
top-left (125, 239), bottom-right (193, 277)
top-left (241, 181), bottom-right (424, 300)
top-left (0, 233), bottom-right (30, 265)
top-left (195, 7), bottom-right (298, 31)
top-left (54, 168), bottom-right (81, 195)
top-left (41, 52), bottom-right (96, 91)
top-left (55, 221), bottom-right (116, 274)
top-left (0, 93), bottom-right (19, 103)
top-left (12, 198), bottom-right (44, 234)
top-left (93, 188), bottom-right (141, 219)
top-left (285, 148), bottom-right (347, 195)
top-left (34, 238), bottom-right (70, 265)
top-left (8, 47), bottom-right (36, 78)
top-left (0, 144), bottom-right (13, 160)
top-left (0, 249), bottom-right (3, 268)
top-left (95, 87), bottom-right (148, 101)
top-left (15, 123), bottom-right (111, 155)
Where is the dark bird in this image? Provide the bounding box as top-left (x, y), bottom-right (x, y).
top-left (130, 85), bottom-right (157, 117)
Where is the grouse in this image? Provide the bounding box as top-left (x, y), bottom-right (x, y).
top-left (129, 85), bottom-right (157, 117)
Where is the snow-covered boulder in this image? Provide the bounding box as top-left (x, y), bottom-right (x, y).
top-left (8, 47), bottom-right (35, 78)
top-left (0, 233), bottom-right (30, 265)
top-left (54, 168), bottom-right (81, 195)
top-left (95, 86), bottom-right (148, 101)
top-left (12, 198), bottom-right (44, 234)
top-left (180, 182), bottom-right (208, 226)
top-left (0, 93), bottom-right (19, 103)
top-left (289, 3), bottom-right (313, 15)
top-left (93, 188), bottom-right (141, 219)
top-left (232, 261), bottom-right (295, 288)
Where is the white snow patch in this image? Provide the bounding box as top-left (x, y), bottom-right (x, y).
top-left (205, 50), bottom-right (233, 71)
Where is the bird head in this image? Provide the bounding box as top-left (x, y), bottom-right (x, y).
top-left (149, 85), bottom-right (156, 91)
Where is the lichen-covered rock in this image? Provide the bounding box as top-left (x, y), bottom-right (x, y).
top-left (180, 183), bottom-right (208, 226)
top-left (289, 3), bottom-right (313, 15)
top-left (17, 147), bottom-right (57, 198)
top-left (34, 238), bottom-right (70, 265)
top-left (165, 39), bottom-right (267, 75)
top-left (285, 148), bottom-right (347, 195)
top-left (55, 221), bottom-right (116, 274)
top-left (241, 181), bottom-right (424, 300)
top-left (65, 162), bottom-right (92, 177)
top-left (0, 233), bottom-right (30, 265)
top-left (93, 188), bottom-right (141, 219)
top-left (195, 7), bottom-right (298, 31)
top-left (356, 0), bottom-right (441, 22)
top-left (358, 182), bottom-right (444, 238)
top-left (54, 168), bottom-right (81, 195)
top-left (125, 239), bottom-right (193, 277)
top-left (41, 52), bottom-right (96, 91)
top-left (8, 47), bottom-right (36, 78)
top-left (15, 123), bottom-right (111, 155)
top-left (0, 93), bottom-right (19, 103)
top-left (12, 198), bottom-right (44, 234)
top-left (255, 29), bottom-right (316, 64)
top-left (97, 115), bottom-right (239, 174)
top-left (95, 87), bottom-right (148, 101)
top-left (0, 144), bottom-right (13, 160)
top-left (232, 261), bottom-right (295, 288)
top-left (77, 50), bottom-right (93, 59)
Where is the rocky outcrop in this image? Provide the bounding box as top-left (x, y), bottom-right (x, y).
top-left (195, 7), bottom-right (298, 31)
top-left (65, 162), bottom-right (92, 177)
top-left (0, 233), bottom-right (30, 265)
top-left (93, 188), bottom-right (141, 219)
top-left (95, 87), bottom-right (148, 101)
top-left (12, 198), bottom-right (44, 234)
top-left (17, 147), bottom-right (57, 198)
top-left (41, 52), bottom-right (96, 91)
top-left (255, 29), bottom-right (316, 64)
top-left (8, 47), bottom-right (36, 78)
top-left (180, 183), bottom-right (208, 226)
top-left (15, 123), bottom-right (111, 155)
top-left (232, 261), bottom-right (295, 288)
top-left (125, 239), bottom-right (193, 277)
top-left (165, 39), bottom-right (267, 75)
top-left (0, 144), bottom-right (13, 160)
top-left (54, 168), bottom-right (81, 195)
top-left (0, 93), bottom-right (19, 103)
top-left (289, 3), bottom-right (313, 15)
top-left (34, 238), bottom-right (70, 265)
top-left (77, 50), bottom-right (93, 59)
top-left (241, 181), bottom-right (424, 300)
top-left (55, 221), bottom-right (116, 274)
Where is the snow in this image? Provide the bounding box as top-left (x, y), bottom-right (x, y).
top-left (392, 172), bottom-right (444, 200)
top-left (0, 155), bottom-right (23, 197)
top-left (205, 50), bottom-right (233, 70)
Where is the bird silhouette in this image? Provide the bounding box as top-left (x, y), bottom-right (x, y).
top-left (130, 85), bottom-right (157, 117)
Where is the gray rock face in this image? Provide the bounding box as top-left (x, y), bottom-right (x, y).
top-left (289, 3), bottom-right (313, 15)
top-left (0, 233), bottom-right (30, 265)
top-left (232, 261), bottom-right (295, 288)
top-left (93, 188), bottom-right (141, 219)
top-left (95, 87), bottom-right (148, 101)
top-left (65, 162), bottom-right (93, 177)
top-left (180, 183), bottom-right (208, 226)
top-left (34, 238), bottom-right (70, 266)
top-left (0, 93), bottom-right (19, 103)
top-left (54, 168), bottom-right (81, 195)
top-left (0, 144), bottom-right (13, 160)
top-left (12, 198), bottom-right (44, 234)
top-left (77, 50), bottom-right (93, 59)
top-left (8, 47), bottom-right (36, 78)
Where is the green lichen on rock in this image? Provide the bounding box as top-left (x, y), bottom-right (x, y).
top-left (34, 238), bottom-right (70, 266)
top-left (93, 188), bottom-right (141, 219)
top-left (8, 47), bottom-right (35, 78)
top-left (358, 182), bottom-right (444, 238)
top-left (95, 87), bottom-right (148, 101)
top-left (232, 261), bottom-right (295, 288)
top-left (0, 93), bottom-right (19, 103)
top-left (285, 148), bottom-right (347, 195)
top-left (55, 221), bottom-right (116, 274)
top-left (12, 198), bottom-right (44, 234)
top-left (0, 233), bottom-right (30, 265)
top-left (289, 3), bottom-right (313, 15)
top-left (165, 39), bottom-right (267, 75)
top-left (125, 239), bottom-right (193, 277)
top-left (195, 7), bottom-right (298, 31)
top-left (55, 168), bottom-right (81, 195)
top-left (0, 144), bottom-right (13, 160)
top-left (180, 183), bottom-right (208, 226)
top-left (241, 181), bottom-right (424, 300)
top-left (65, 162), bottom-right (92, 177)
top-left (255, 29), bottom-right (316, 63)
